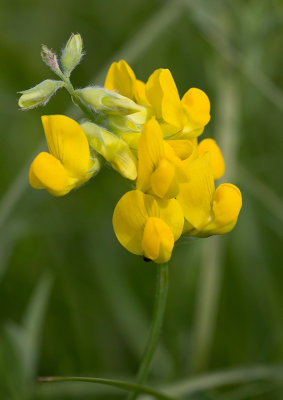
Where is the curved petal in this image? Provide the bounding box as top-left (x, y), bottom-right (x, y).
top-left (29, 152), bottom-right (70, 196)
top-left (182, 88), bottom-right (211, 129)
top-left (207, 183), bottom-right (242, 234)
top-left (41, 115), bottom-right (90, 179)
top-left (105, 60), bottom-right (136, 100)
top-left (146, 69), bottom-right (184, 129)
top-left (142, 217), bottom-right (174, 263)
top-left (177, 154), bottom-right (215, 229)
top-left (167, 139), bottom-right (195, 160)
top-left (112, 190), bottom-right (159, 255)
top-left (156, 198), bottom-right (184, 241)
top-left (134, 79), bottom-right (151, 106)
top-left (150, 158), bottom-right (178, 199)
top-left (137, 118), bottom-right (164, 192)
top-left (198, 138), bottom-right (225, 179)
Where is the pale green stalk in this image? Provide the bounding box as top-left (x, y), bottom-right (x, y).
top-left (57, 73), bottom-right (102, 124)
top-left (129, 263), bottom-right (169, 400)
top-left (38, 375), bottom-right (176, 400)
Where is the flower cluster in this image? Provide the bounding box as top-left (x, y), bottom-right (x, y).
top-left (19, 34), bottom-right (242, 264)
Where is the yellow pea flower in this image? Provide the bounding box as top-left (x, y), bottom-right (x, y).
top-left (145, 69), bottom-right (211, 138)
top-left (145, 68), bottom-right (184, 135)
top-left (137, 118), bottom-right (188, 199)
top-left (112, 190), bottom-right (184, 263)
top-left (104, 61), bottom-right (210, 146)
top-left (29, 115), bottom-right (99, 196)
top-left (177, 153), bottom-right (242, 236)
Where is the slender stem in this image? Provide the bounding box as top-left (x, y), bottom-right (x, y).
top-left (60, 75), bottom-right (101, 124)
top-left (129, 262), bottom-right (169, 400)
top-left (38, 376), bottom-right (176, 400)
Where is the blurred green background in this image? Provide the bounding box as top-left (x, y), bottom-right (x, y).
top-left (1, 0), bottom-right (283, 399)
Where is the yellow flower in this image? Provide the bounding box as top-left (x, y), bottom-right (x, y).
top-left (29, 115), bottom-right (99, 196)
top-left (177, 147), bottom-right (242, 236)
top-left (112, 190), bottom-right (184, 263)
top-left (145, 68), bottom-right (210, 138)
top-left (105, 60), bottom-right (210, 141)
top-left (136, 118), bottom-right (188, 199)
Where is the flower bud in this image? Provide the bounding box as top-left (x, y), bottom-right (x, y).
top-left (61, 33), bottom-right (83, 77)
top-left (76, 87), bottom-right (143, 115)
top-left (18, 80), bottom-right (65, 110)
top-left (81, 121), bottom-right (137, 180)
top-left (41, 45), bottom-right (61, 75)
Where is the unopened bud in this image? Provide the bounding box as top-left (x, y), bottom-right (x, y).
top-left (18, 80), bottom-right (65, 110)
top-left (61, 33), bottom-right (83, 77)
top-left (81, 121), bottom-right (137, 180)
top-left (76, 87), bottom-right (143, 115)
top-left (41, 45), bottom-right (61, 75)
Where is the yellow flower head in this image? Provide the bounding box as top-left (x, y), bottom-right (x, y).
top-left (113, 190), bottom-right (184, 263)
top-left (23, 47), bottom-right (242, 265)
top-left (29, 115), bottom-right (99, 196)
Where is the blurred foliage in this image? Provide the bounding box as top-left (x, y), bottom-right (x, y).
top-left (0, 0), bottom-right (283, 399)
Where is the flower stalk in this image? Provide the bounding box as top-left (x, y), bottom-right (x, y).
top-left (129, 262), bottom-right (169, 400)
top-left (59, 74), bottom-right (102, 124)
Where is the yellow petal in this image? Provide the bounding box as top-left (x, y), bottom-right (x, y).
top-left (113, 190), bottom-right (159, 255)
top-left (142, 217), bottom-right (174, 263)
top-left (209, 183), bottom-right (242, 234)
top-left (163, 141), bottom-right (192, 183)
top-left (150, 158), bottom-right (178, 199)
top-left (198, 138), bottom-right (225, 179)
top-left (29, 152), bottom-right (70, 196)
top-left (104, 60), bottom-right (136, 100)
top-left (134, 79), bottom-right (151, 106)
top-left (167, 139), bottom-right (195, 160)
top-left (177, 154), bottom-right (215, 229)
top-left (182, 88), bottom-right (211, 129)
top-left (146, 69), bottom-right (184, 129)
top-left (156, 198), bottom-right (184, 241)
top-left (41, 115), bottom-right (90, 179)
top-left (137, 118), bottom-right (164, 192)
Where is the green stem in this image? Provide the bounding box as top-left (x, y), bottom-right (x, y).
top-left (60, 75), bottom-right (101, 124)
top-left (38, 376), bottom-right (176, 400)
top-left (129, 262), bottom-right (169, 400)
